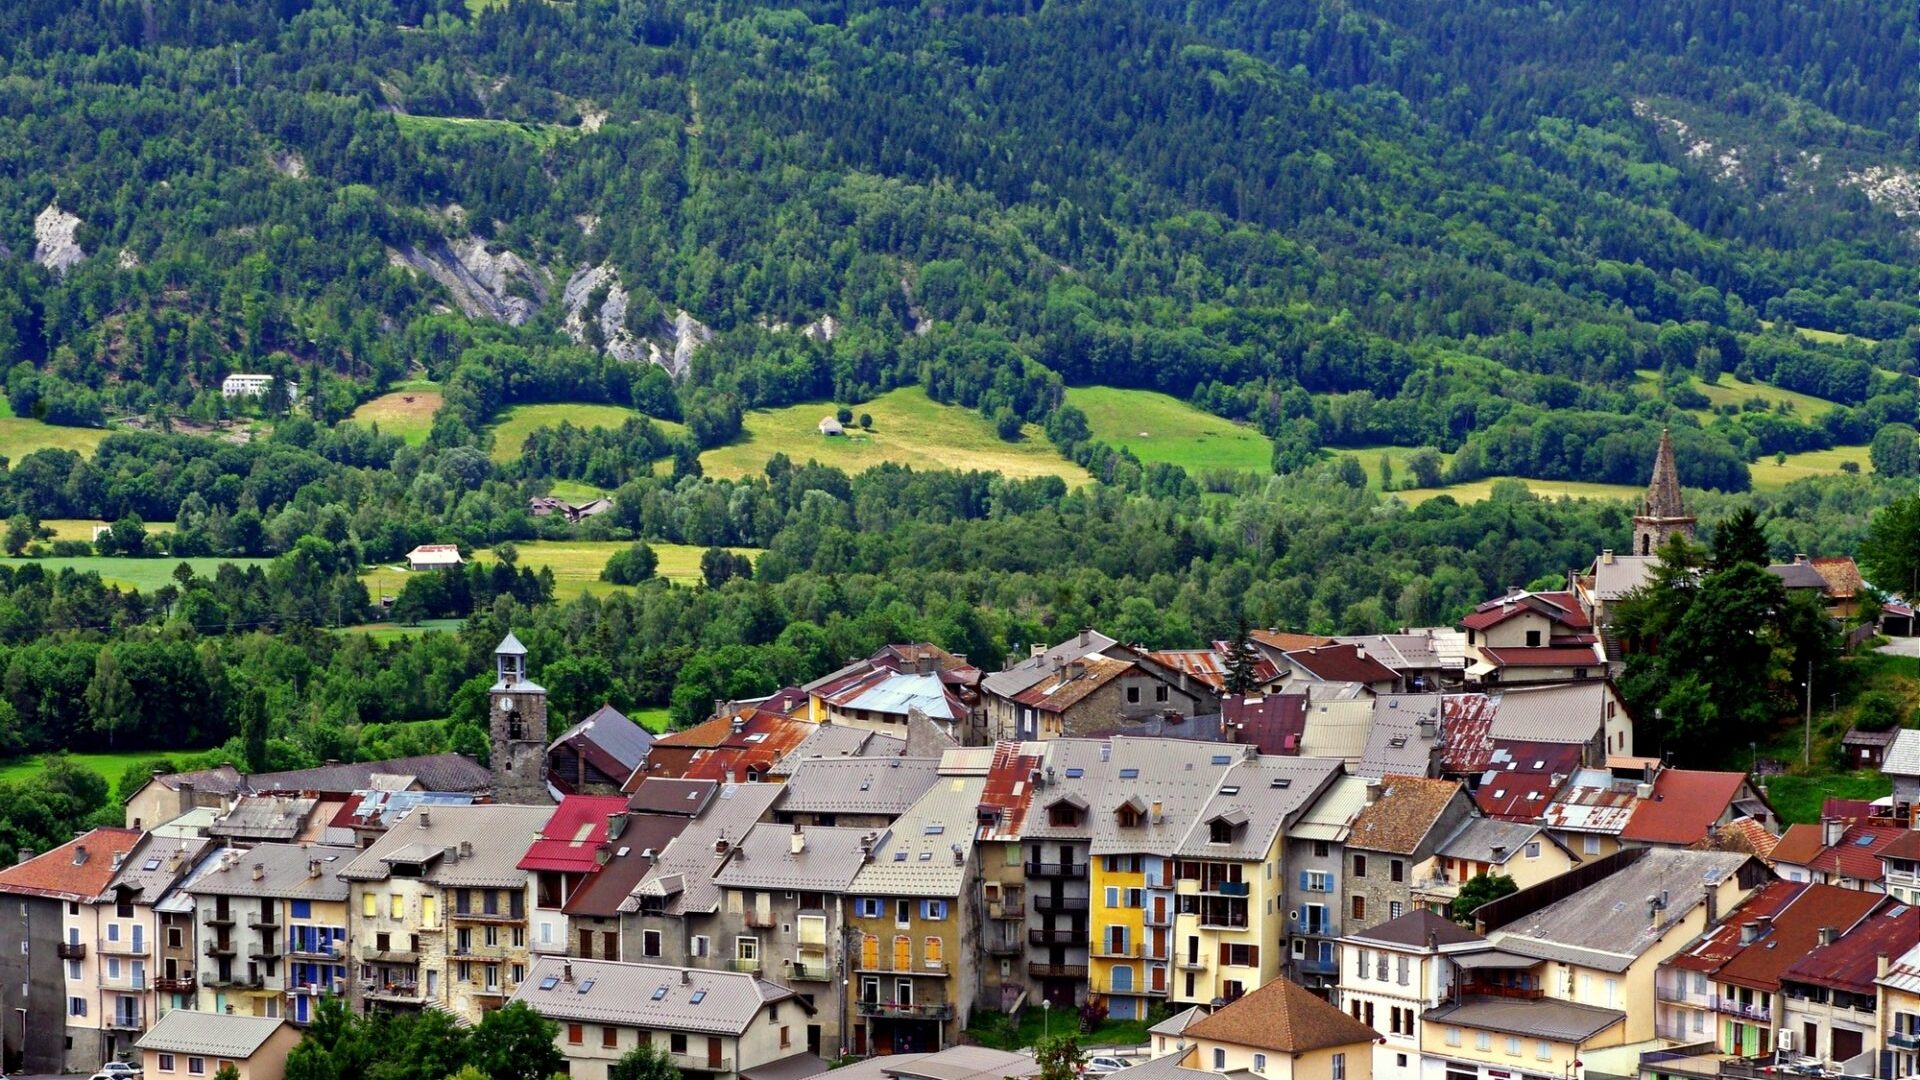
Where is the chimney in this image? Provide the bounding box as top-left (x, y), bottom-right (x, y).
top-left (791, 825), bottom-right (806, 856)
top-left (419, 810), bottom-right (431, 828)
top-left (681, 969), bottom-right (692, 985)
top-left (179, 780), bottom-right (196, 816)
top-left (1824, 818), bottom-right (1845, 847)
top-left (1418, 718), bottom-right (1436, 739)
top-left (1365, 780), bottom-right (1383, 804)
top-left (596, 843), bottom-right (612, 867)
top-left (1880, 952), bottom-right (1893, 979)
top-left (251, 862), bottom-right (265, 881)
top-left (1079, 628), bottom-right (1091, 647)
top-left (459, 840), bottom-right (473, 859)
top-left (307, 859), bottom-right (321, 879)
top-left (1705, 887), bottom-right (1718, 926)
top-left (1489, 845), bottom-right (1506, 861)
top-left (1795, 554), bottom-right (1809, 565)
top-left (73, 844), bottom-right (89, 865)
top-left (1740, 921), bottom-right (1761, 945)
top-left (714, 836), bottom-right (731, 856)
top-left (1602, 550), bottom-right (1614, 565)
top-left (607, 813), bottom-right (628, 841)
top-left (1052, 655), bottom-right (1064, 672)
top-left (15, 847), bottom-right (30, 865)
top-left (1151, 799), bottom-right (1164, 824)
top-left (730, 715), bottom-right (746, 737)
top-left (713, 697), bottom-right (725, 719)
top-left (1818, 927), bottom-right (1837, 947)
top-left (1634, 782), bottom-right (1655, 800)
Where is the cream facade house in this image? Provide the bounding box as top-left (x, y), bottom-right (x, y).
top-left (136, 1010), bottom-right (300, 1080)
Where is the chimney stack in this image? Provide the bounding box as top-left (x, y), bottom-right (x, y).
top-left (1602, 550), bottom-right (1614, 565)
top-left (307, 859), bottom-right (321, 879)
top-left (459, 840), bottom-right (473, 858)
top-left (563, 962), bottom-right (573, 983)
top-left (419, 810), bottom-right (431, 828)
top-left (1079, 628), bottom-right (1091, 647)
top-left (178, 780), bottom-right (197, 816)
top-left (1824, 818), bottom-right (1845, 847)
top-left (1365, 781), bottom-right (1383, 804)
top-left (251, 862), bottom-right (265, 881)
top-left (607, 813), bottom-right (628, 841)
top-left (1819, 927), bottom-right (1837, 947)
top-left (15, 847), bottom-right (30, 865)
top-left (791, 825), bottom-right (807, 856)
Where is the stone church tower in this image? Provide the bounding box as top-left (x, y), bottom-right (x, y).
top-left (1632, 428), bottom-right (1696, 556)
top-left (488, 632), bottom-right (552, 804)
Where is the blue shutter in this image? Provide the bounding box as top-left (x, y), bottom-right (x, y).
top-left (1298, 871), bottom-right (1309, 891)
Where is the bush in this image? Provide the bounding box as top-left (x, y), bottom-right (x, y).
top-left (836, 405), bottom-right (853, 423)
top-left (993, 406), bottom-right (1023, 441)
top-left (600, 543), bottom-right (659, 585)
top-left (1855, 690), bottom-right (1904, 732)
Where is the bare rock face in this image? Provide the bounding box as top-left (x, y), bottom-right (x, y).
top-left (560, 264), bottom-right (645, 363)
top-left (1845, 165), bottom-right (1920, 218)
top-left (33, 204), bottom-right (85, 277)
top-left (801, 314), bottom-right (840, 342)
top-left (668, 309), bottom-right (712, 375)
top-left (388, 236), bottom-right (550, 325)
top-left (269, 149), bottom-right (307, 178)
top-left (117, 249), bottom-right (141, 270)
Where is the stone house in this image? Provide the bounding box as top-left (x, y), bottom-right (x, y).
top-left (1342, 777), bottom-right (1473, 934)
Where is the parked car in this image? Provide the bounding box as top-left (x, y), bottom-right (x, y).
top-left (93, 1063), bottom-right (142, 1080)
top-left (1082, 1057), bottom-right (1129, 1075)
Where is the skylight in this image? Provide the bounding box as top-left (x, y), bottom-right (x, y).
top-left (1270, 778), bottom-right (1291, 789)
top-left (1211, 755), bottom-right (1232, 765)
top-left (143, 856), bottom-right (162, 871)
top-left (578, 979), bottom-right (596, 994)
top-left (918, 851), bottom-right (932, 861)
top-left (652, 987), bottom-right (669, 1000)
top-left (689, 990), bottom-right (706, 1004)
top-left (893, 851), bottom-right (908, 861)
top-left (745, 734), bottom-right (768, 744)
top-left (1219, 787), bottom-right (1239, 797)
top-left (540, 976), bottom-right (561, 990)
top-left (924, 825), bottom-right (944, 835)
top-left (1119, 768), bottom-right (1139, 779)
top-left (1855, 835), bottom-right (1876, 847)
top-left (1065, 768), bottom-right (1084, 779)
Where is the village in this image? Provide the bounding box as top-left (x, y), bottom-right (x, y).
top-left (1, 436), bottom-right (1915, 1080)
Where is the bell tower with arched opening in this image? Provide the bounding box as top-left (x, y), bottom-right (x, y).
top-left (1632, 428), bottom-right (1697, 557)
top-left (488, 632), bottom-right (551, 804)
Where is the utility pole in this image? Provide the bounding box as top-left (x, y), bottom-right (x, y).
top-left (1804, 659), bottom-right (1813, 768)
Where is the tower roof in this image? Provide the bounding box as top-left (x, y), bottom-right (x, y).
top-left (496, 632), bottom-right (528, 656)
top-left (1637, 428), bottom-right (1691, 522)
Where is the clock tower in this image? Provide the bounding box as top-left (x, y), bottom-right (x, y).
top-left (488, 632), bottom-right (552, 804)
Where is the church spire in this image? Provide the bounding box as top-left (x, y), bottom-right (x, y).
top-left (1632, 428), bottom-right (1695, 556)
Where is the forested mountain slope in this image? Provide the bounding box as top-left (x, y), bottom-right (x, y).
top-left (0, 0), bottom-right (1915, 491)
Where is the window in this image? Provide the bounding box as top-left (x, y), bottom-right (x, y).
top-left (1353, 855), bottom-right (1367, 877)
top-left (1253, 1054), bottom-right (1266, 1072)
top-left (159, 1053), bottom-right (176, 1072)
top-left (363, 893), bottom-right (378, 918)
top-left (781, 1026), bottom-right (792, 1049)
top-left (169, 927), bottom-right (183, 949)
top-left (736, 937), bottom-right (759, 961)
top-left (423, 895), bottom-right (437, 924)
top-left (896, 900), bottom-right (911, 927)
top-left (1209, 820), bottom-right (1233, 844)
top-left (291, 900), bottom-right (312, 920)
top-left (855, 898), bottom-right (882, 918)
top-left (1445, 1027), bottom-right (1461, 1047)
top-left (1389, 901), bottom-right (1403, 920)
top-left (1331, 1054), bottom-right (1345, 1080)
top-left (921, 900), bottom-right (947, 921)
top-left (1220, 943), bottom-right (1259, 967)
top-left (69, 996), bottom-right (86, 1017)
top-left (1476, 1032), bottom-right (1491, 1051)
top-left (671, 1033), bottom-right (688, 1054)
top-left (1155, 684), bottom-right (1169, 703)
top-left (1303, 871), bottom-right (1332, 892)
top-left (1389, 859), bottom-right (1404, 883)
top-left (1127, 687), bottom-right (1141, 704)
top-left (1507, 1037), bottom-right (1522, 1057)
top-left (692, 936), bottom-right (710, 957)
top-left (643, 930), bottom-right (662, 957)
top-left (188, 1058), bottom-right (206, 1076)
top-left (568, 1024), bottom-right (585, 1045)
top-left (603, 1027), bottom-right (619, 1049)
top-left (1353, 947), bottom-right (1367, 978)
top-left (1351, 896), bottom-right (1365, 920)
top-left (390, 894), bottom-right (403, 918)
top-left (1583, 835), bottom-right (1601, 855)
top-left (1397, 956), bottom-right (1409, 985)
top-left (1213, 1049), bottom-right (1226, 1070)
top-left (1537, 1041), bottom-right (1552, 1061)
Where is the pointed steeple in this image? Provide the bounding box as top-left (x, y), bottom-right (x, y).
top-left (1632, 428), bottom-right (1695, 556)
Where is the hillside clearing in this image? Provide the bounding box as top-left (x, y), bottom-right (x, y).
top-left (1635, 370), bottom-right (1842, 417)
top-left (351, 383), bottom-right (443, 445)
top-left (700, 387), bottom-right (1090, 484)
top-left (1393, 477), bottom-right (1644, 505)
top-left (1063, 387), bottom-right (1270, 473)
top-left (361, 541), bottom-right (762, 601)
top-left (0, 416), bottom-right (112, 460)
top-left (41, 518), bottom-right (177, 543)
top-left (489, 403), bottom-right (686, 464)
top-left (1327, 445), bottom-right (1455, 490)
top-left (0, 749), bottom-right (217, 794)
top-left (1749, 445), bottom-right (1875, 490)
top-left (0, 556), bottom-right (273, 592)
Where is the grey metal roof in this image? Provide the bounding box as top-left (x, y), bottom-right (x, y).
top-left (1588, 554), bottom-right (1660, 601)
top-left (496, 632), bottom-right (528, 656)
top-left (1768, 561), bottom-right (1830, 590)
top-left (844, 673), bottom-right (960, 720)
top-left (509, 956), bottom-right (797, 1035)
top-left (1486, 682), bottom-right (1610, 744)
top-left (105, 834), bottom-right (210, 905)
top-left (712, 825), bottom-right (874, 891)
top-left (626, 783), bottom-right (786, 915)
top-left (1106, 1052), bottom-right (1223, 1080)
top-left (981, 630), bottom-right (1117, 699)
top-left (1335, 632), bottom-right (1463, 673)
top-left (1422, 997), bottom-right (1624, 1043)
top-left (1296, 696), bottom-right (1375, 761)
top-left (136, 1010), bottom-right (288, 1057)
top-left (742, 1053), bottom-right (831, 1080)
top-left (1357, 694), bottom-right (1444, 778)
top-left (795, 1046), bottom-right (1042, 1080)
top-left (1148, 1005), bottom-right (1208, 1037)
top-left (1017, 739), bottom-right (1110, 842)
top-left (187, 843), bottom-right (357, 902)
top-left (766, 725), bottom-right (904, 776)
top-left (1290, 776), bottom-right (1371, 843)
top-left (151, 806), bottom-right (221, 837)
top-left (1435, 817), bottom-right (1549, 866)
top-left (550, 704), bottom-right (655, 772)
top-left (849, 774), bottom-right (987, 897)
top-left (341, 804), bottom-right (557, 887)
top-left (1489, 848), bottom-right (1750, 973)
top-left (1885, 730), bottom-right (1920, 777)
top-left (247, 752), bottom-right (493, 794)
top-left (207, 795), bottom-right (317, 841)
top-left (1170, 757), bottom-right (1341, 859)
top-left (777, 757), bottom-right (942, 815)
top-left (1089, 739), bottom-right (1243, 857)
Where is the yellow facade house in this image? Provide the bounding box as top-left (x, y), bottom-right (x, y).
top-left (136, 1011), bottom-right (300, 1080)
top-left (1138, 976), bottom-right (1378, 1080)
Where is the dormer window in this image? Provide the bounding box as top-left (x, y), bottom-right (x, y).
top-left (1209, 820), bottom-right (1233, 844)
top-left (1118, 807), bottom-right (1140, 829)
top-left (1050, 805), bottom-right (1080, 827)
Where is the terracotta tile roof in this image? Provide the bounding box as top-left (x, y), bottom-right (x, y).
top-left (1694, 816), bottom-right (1779, 862)
top-left (0, 827), bottom-right (143, 901)
top-left (1221, 694), bottom-right (1307, 755)
top-left (518, 794), bottom-right (630, 874)
top-left (1808, 822), bottom-right (1908, 883)
top-left (1478, 646), bottom-right (1602, 668)
top-left (1349, 776), bottom-right (1464, 855)
top-left (1283, 643), bottom-right (1399, 685)
top-left (1620, 770), bottom-right (1751, 845)
top-left (1250, 630), bottom-right (1334, 652)
top-left (1782, 898), bottom-right (1920, 994)
top-left (1810, 557), bottom-right (1864, 599)
top-left (631, 710), bottom-right (814, 785)
top-left (1471, 741), bottom-right (1582, 820)
top-left (1011, 655), bottom-right (1134, 713)
top-left (1180, 973), bottom-right (1379, 1053)
top-left (1769, 823), bottom-right (1825, 866)
top-left (1881, 831), bottom-right (1920, 864)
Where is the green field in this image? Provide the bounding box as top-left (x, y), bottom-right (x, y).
top-left (1636, 370), bottom-right (1842, 417)
top-left (547, 479), bottom-right (612, 503)
top-left (351, 382), bottom-right (442, 445)
top-left (0, 555), bottom-right (273, 591)
top-left (0, 749), bottom-right (214, 795)
top-left (631, 706), bottom-right (672, 733)
top-left (1328, 445), bottom-right (1454, 490)
top-left (1394, 477), bottom-right (1645, 505)
top-left (700, 387), bottom-right (1091, 483)
top-left (1063, 386), bottom-right (1271, 473)
top-left (1760, 319), bottom-right (1878, 347)
top-left (364, 541), bottom-right (761, 601)
top-left (343, 617), bottom-right (467, 641)
top-left (1749, 445), bottom-right (1875, 490)
top-left (490, 403), bottom-right (686, 464)
top-left (41, 518), bottom-right (178, 543)
top-left (0, 415), bottom-right (112, 459)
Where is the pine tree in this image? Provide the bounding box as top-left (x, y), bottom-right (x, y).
top-left (1224, 619), bottom-right (1259, 695)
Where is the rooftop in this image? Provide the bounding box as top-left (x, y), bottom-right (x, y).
top-left (777, 757), bottom-right (943, 816)
top-left (1490, 848), bottom-right (1752, 972)
top-left (1436, 817), bottom-right (1555, 868)
top-left (625, 782), bottom-right (786, 915)
top-left (1469, 740), bottom-right (1582, 820)
top-left (1347, 908), bottom-right (1486, 950)
top-left (508, 956), bottom-right (800, 1035)
top-left (1181, 975), bottom-right (1379, 1053)
top-left (341, 804), bottom-right (558, 888)
top-left (136, 1011), bottom-right (288, 1058)
top-left (1782, 897), bottom-right (1920, 994)
top-left (848, 774), bottom-right (987, 897)
top-left (982, 629), bottom-right (1119, 700)
top-left (186, 843), bottom-right (356, 902)
top-left (1348, 776), bottom-right (1464, 855)
top-left (1280, 642), bottom-right (1400, 685)
top-left (711, 824), bottom-right (874, 891)
top-left (519, 794), bottom-right (633, 874)
top-left (548, 704), bottom-right (656, 781)
top-left (1010, 655), bottom-right (1136, 713)
top-left (1422, 997), bottom-right (1624, 1043)
top-left (1620, 770), bottom-right (1753, 846)
top-left (0, 827), bottom-right (143, 901)
top-left (246, 752), bottom-right (493, 795)
top-left (1220, 693), bottom-right (1307, 756)
top-left (1356, 693), bottom-right (1443, 778)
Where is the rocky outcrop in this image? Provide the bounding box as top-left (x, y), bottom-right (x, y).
top-left (389, 236), bottom-right (550, 325)
top-left (116, 249), bottom-right (141, 270)
top-left (900, 275), bottom-right (932, 336)
top-left (1844, 165), bottom-right (1920, 218)
top-left (560, 264), bottom-right (645, 363)
top-left (801, 314), bottom-right (840, 342)
top-left (269, 149), bottom-right (307, 178)
top-left (33, 204), bottom-right (85, 277)
top-left (658, 309), bottom-right (712, 377)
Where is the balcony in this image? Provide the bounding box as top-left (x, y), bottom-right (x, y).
top-left (250, 941), bottom-right (282, 960)
top-left (204, 941), bottom-right (236, 958)
top-left (154, 975), bottom-right (196, 993)
top-left (1710, 996), bottom-right (1772, 1023)
top-left (1197, 916), bottom-right (1250, 931)
top-left (451, 908), bottom-right (523, 923)
top-left (363, 980), bottom-right (424, 1002)
top-left (1026, 861), bottom-right (1081, 878)
top-left (1029, 962), bottom-right (1089, 980)
top-left (204, 913), bottom-right (235, 928)
top-left (1200, 880), bottom-right (1249, 897)
top-left (986, 938), bottom-right (1023, 957)
top-left (1298, 954), bottom-right (1338, 975)
top-left (667, 1053), bottom-right (735, 1074)
top-left (288, 980), bottom-right (341, 997)
top-left (1889, 1031), bottom-right (1920, 1051)
top-left (1034, 895), bottom-right (1089, 915)
top-left (99, 938), bottom-right (151, 957)
top-left (1460, 983), bottom-right (1544, 1001)
top-left (1175, 957), bottom-right (1208, 970)
top-left (56, 942), bottom-right (86, 960)
top-left (790, 960), bottom-right (833, 981)
top-left (1092, 979), bottom-right (1166, 997)
top-left (450, 944), bottom-right (508, 960)
top-left (248, 915), bottom-right (281, 931)
top-left (1288, 917), bottom-right (1334, 937)
top-left (728, 958), bottom-right (762, 974)
top-left (1090, 941), bottom-right (1141, 959)
top-left (1144, 909), bottom-right (1172, 927)
top-left (858, 1000), bottom-right (955, 1021)
top-left (988, 900), bottom-right (1026, 920)
top-left (101, 970), bottom-right (148, 991)
top-left (105, 1012), bottom-right (144, 1032)
top-left (290, 943), bottom-right (344, 961)
top-left (1030, 928), bottom-right (1088, 947)
top-left (362, 945), bottom-right (421, 964)
top-left (744, 911), bottom-right (776, 929)
top-left (1656, 982), bottom-right (1706, 1006)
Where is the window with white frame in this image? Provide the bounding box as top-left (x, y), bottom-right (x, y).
top-left (158, 1053), bottom-right (176, 1072)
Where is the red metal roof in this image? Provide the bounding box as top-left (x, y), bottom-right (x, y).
top-left (1162, 648), bottom-right (1283, 693)
top-left (977, 742), bottom-right (1045, 841)
top-left (518, 795), bottom-right (631, 874)
top-left (1223, 694), bottom-right (1308, 755)
top-left (1470, 741), bottom-right (1583, 820)
top-left (0, 827), bottom-right (142, 901)
top-left (1284, 642), bottom-right (1399, 685)
top-left (1807, 822), bottom-right (1908, 883)
top-left (1460, 591), bottom-right (1592, 632)
top-left (1437, 694), bottom-right (1498, 773)
top-left (1620, 770), bottom-right (1751, 845)
top-left (1782, 898), bottom-right (1920, 994)
top-left (1666, 879), bottom-right (1806, 974)
top-left (1769, 823), bottom-right (1825, 866)
top-left (1479, 646), bottom-right (1602, 667)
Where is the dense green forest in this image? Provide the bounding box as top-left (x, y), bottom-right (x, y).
top-left (1, 0), bottom-right (1919, 851)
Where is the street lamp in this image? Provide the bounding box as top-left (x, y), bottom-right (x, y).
top-left (1042, 999), bottom-right (1052, 1041)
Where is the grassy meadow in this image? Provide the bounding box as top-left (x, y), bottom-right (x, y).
top-left (361, 541), bottom-right (763, 601)
top-left (0, 556), bottom-right (273, 592)
top-left (1749, 445), bottom-right (1875, 490)
top-left (1063, 386), bottom-right (1271, 473)
top-left (350, 380), bottom-right (443, 445)
top-left (1393, 477), bottom-right (1645, 505)
top-left (488, 403), bottom-right (686, 464)
top-left (0, 749), bottom-right (213, 795)
top-left (699, 387), bottom-right (1090, 483)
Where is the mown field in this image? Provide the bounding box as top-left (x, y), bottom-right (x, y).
top-left (1063, 386), bottom-right (1271, 473)
top-left (350, 380), bottom-right (442, 445)
top-left (699, 387), bottom-right (1090, 483)
top-left (0, 748), bottom-right (213, 794)
top-left (365, 541), bottom-right (762, 601)
top-left (0, 555), bottom-right (274, 591)
top-left (1326, 445), bottom-right (1455, 490)
top-left (1749, 445), bottom-right (1876, 490)
top-left (0, 396), bottom-right (113, 458)
top-left (42, 518), bottom-right (177, 542)
top-left (1394, 477), bottom-right (1645, 505)
top-left (631, 706), bottom-right (672, 733)
top-left (1634, 370), bottom-right (1844, 417)
top-left (489, 402), bottom-right (687, 464)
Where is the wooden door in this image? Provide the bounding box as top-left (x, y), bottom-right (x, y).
top-left (707, 1037), bottom-right (723, 1069)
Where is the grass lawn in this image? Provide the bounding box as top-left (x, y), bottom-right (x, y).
top-left (1327, 445), bottom-right (1453, 491)
top-left (1764, 772), bottom-right (1891, 825)
top-left (351, 385), bottom-right (443, 445)
top-left (489, 403), bottom-right (686, 464)
top-left (41, 518), bottom-right (177, 543)
top-left (1393, 477), bottom-right (1644, 505)
top-left (0, 416), bottom-right (112, 459)
top-left (1749, 445), bottom-right (1874, 490)
top-left (966, 1009), bottom-right (1151, 1051)
top-left (343, 617), bottom-right (467, 642)
top-left (0, 555), bottom-right (272, 592)
top-left (1634, 370), bottom-right (1842, 417)
top-left (631, 706), bottom-right (672, 733)
top-left (378, 541), bottom-right (759, 600)
top-left (0, 748), bottom-right (215, 796)
top-left (1063, 387), bottom-right (1270, 473)
top-left (700, 387), bottom-right (1091, 484)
